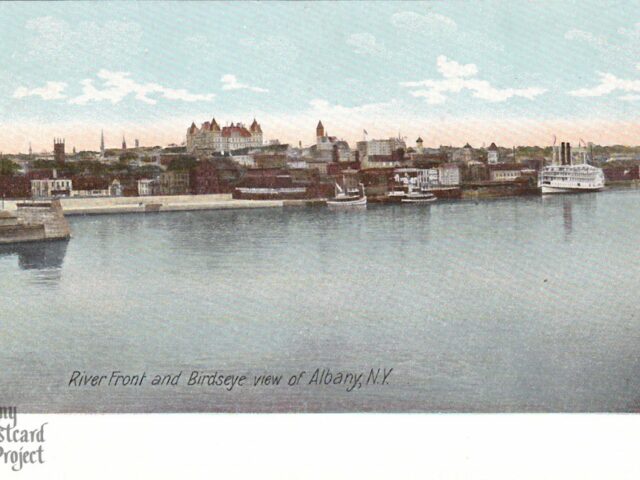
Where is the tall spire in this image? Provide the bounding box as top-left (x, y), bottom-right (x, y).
top-left (100, 129), bottom-right (105, 156)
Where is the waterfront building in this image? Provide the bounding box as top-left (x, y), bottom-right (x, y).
top-left (234, 168), bottom-right (310, 200)
top-left (137, 178), bottom-right (159, 196)
top-left (603, 165), bottom-right (640, 182)
top-left (254, 154), bottom-right (287, 169)
top-left (488, 163), bottom-right (531, 182)
top-left (186, 118), bottom-right (263, 155)
top-left (287, 160), bottom-right (308, 169)
top-left (437, 163), bottom-right (461, 186)
top-left (306, 160), bottom-right (329, 175)
top-left (190, 160), bottom-right (223, 194)
top-left (71, 176), bottom-right (110, 197)
top-left (314, 121), bottom-right (351, 163)
top-left (357, 137), bottom-right (407, 169)
top-left (416, 137), bottom-right (425, 154)
top-left (363, 155), bottom-right (397, 169)
top-left (159, 171), bottom-right (190, 195)
top-left (452, 143), bottom-right (475, 164)
top-left (109, 179), bottom-right (123, 196)
top-left (607, 152), bottom-right (636, 162)
top-left (31, 176), bottom-right (73, 198)
top-left (230, 154), bottom-right (256, 168)
top-left (393, 168), bottom-right (438, 187)
top-left (487, 142), bottom-right (499, 164)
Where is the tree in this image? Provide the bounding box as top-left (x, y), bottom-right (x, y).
top-left (167, 156), bottom-right (197, 172)
top-left (0, 159), bottom-right (19, 175)
top-left (119, 151), bottom-right (139, 162)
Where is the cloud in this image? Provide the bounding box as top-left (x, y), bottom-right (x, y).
top-left (24, 16), bottom-right (143, 64)
top-left (346, 33), bottom-right (388, 57)
top-left (390, 10), bottom-right (503, 52)
top-left (13, 82), bottom-right (67, 100)
top-left (564, 29), bottom-right (610, 51)
top-left (565, 22), bottom-right (640, 63)
top-left (618, 22), bottom-right (640, 39)
top-left (400, 55), bottom-right (546, 104)
top-left (239, 35), bottom-right (300, 66)
top-left (435, 55), bottom-right (477, 78)
top-left (569, 72), bottom-right (640, 98)
top-left (391, 11), bottom-right (457, 33)
top-left (307, 98), bottom-right (395, 117)
top-left (619, 94), bottom-right (640, 101)
top-left (220, 74), bottom-right (268, 93)
top-left (69, 70), bottom-right (216, 105)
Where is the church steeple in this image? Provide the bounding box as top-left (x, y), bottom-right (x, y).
top-left (100, 130), bottom-right (105, 157)
top-left (316, 120), bottom-right (325, 139)
top-left (122, 135), bottom-right (127, 150)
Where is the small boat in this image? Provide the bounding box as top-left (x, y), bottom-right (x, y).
top-left (326, 181), bottom-right (367, 207)
top-left (401, 191), bottom-right (437, 203)
top-left (387, 171), bottom-right (438, 204)
top-left (396, 184), bottom-right (438, 204)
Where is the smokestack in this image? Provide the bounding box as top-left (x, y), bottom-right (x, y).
top-left (560, 142), bottom-right (565, 165)
top-left (566, 142), bottom-right (571, 166)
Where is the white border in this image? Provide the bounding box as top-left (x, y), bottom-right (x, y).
top-left (5, 414), bottom-right (640, 479)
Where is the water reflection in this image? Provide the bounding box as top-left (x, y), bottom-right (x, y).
top-left (0, 240), bottom-right (68, 271)
top-left (542, 192), bottom-right (601, 241)
top-left (563, 200), bottom-right (573, 238)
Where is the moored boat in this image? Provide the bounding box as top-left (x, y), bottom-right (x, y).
top-left (539, 141), bottom-right (604, 194)
top-left (326, 180), bottom-right (367, 207)
top-left (401, 191), bottom-right (437, 203)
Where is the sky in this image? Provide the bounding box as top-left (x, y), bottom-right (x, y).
top-left (1, 0), bottom-right (640, 153)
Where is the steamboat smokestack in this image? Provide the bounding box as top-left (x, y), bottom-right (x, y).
top-left (566, 142), bottom-right (571, 165)
top-left (560, 142), bottom-right (566, 165)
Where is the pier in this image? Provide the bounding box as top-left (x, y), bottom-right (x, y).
top-left (0, 200), bottom-right (70, 244)
top-left (1, 194), bottom-right (283, 216)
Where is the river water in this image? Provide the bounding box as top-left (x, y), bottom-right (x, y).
top-left (1, 190), bottom-right (640, 412)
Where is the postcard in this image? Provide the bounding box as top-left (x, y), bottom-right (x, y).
top-left (1, 1), bottom-right (640, 473)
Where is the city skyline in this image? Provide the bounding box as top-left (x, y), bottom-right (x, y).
top-left (2, 1), bottom-right (640, 153)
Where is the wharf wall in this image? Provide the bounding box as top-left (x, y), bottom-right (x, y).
top-left (605, 180), bottom-right (640, 189)
top-left (461, 181), bottom-right (540, 199)
top-left (16, 200), bottom-right (71, 240)
top-left (3, 195), bottom-right (283, 216)
top-left (0, 200), bottom-right (70, 244)
top-left (0, 223), bottom-right (45, 244)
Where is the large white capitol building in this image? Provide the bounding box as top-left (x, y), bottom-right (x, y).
top-left (186, 117), bottom-right (263, 155)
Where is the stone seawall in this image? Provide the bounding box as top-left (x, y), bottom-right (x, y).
top-left (0, 223), bottom-right (45, 244)
top-left (0, 200), bottom-right (70, 243)
top-left (461, 181), bottom-right (540, 199)
top-left (15, 200), bottom-right (71, 240)
top-left (2, 195), bottom-right (284, 215)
